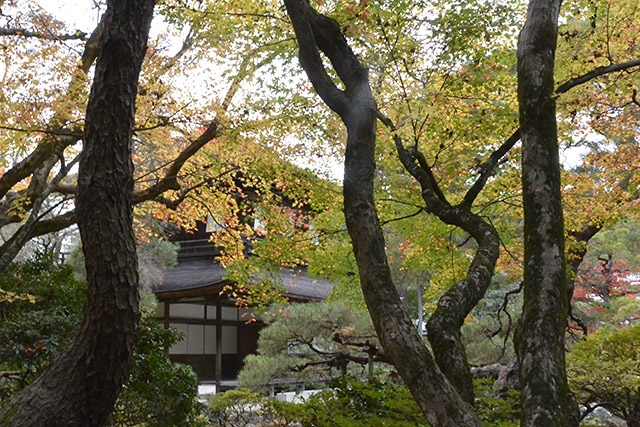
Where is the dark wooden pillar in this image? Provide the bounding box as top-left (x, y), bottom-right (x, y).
top-left (215, 299), bottom-right (222, 388)
top-left (164, 302), bottom-right (170, 356)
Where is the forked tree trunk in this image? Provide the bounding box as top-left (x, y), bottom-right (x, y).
top-left (385, 122), bottom-right (501, 404)
top-left (283, 1), bottom-right (479, 425)
top-left (425, 215), bottom-right (499, 404)
top-left (341, 93), bottom-right (477, 426)
top-left (0, 0), bottom-right (155, 425)
top-left (515, 0), bottom-right (580, 425)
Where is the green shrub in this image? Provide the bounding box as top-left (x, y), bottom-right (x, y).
top-left (207, 389), bottom-right (265, 426)
top-left (264, 399), bottom-right (314, 426)
top-left (106, 315), bottom-right (207, 427)
top-left (298, 376), bottom-right (426, 426)
top-left (207, 376), bottom-right (525, 426)
top-left (0, 253), bottom-right (85, 401)
top-left (567, 324), bottom-right (640, 425)
top-left (473, 377), bottom-right (520, 426)
top-left (0, 254), bottom-right (205, 426)
top-left (270, 377), bottom-right (426, 427)
top-left (207, 377), bottom-right (426, 426)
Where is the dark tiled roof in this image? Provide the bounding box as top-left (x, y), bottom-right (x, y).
top-left (150, 258), bottom-right (334, 301)
top-left (279, 267), bottom-right (334, 300)
top-left (149, 258), bottom-right (228, 294)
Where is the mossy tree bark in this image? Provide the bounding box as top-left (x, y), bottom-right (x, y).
top-left (284, 0), bottom-right (479, 425)
top-left (378, 113), bottom-right (504, 405)
top-left (0, 0), bottom-right (155, 425)
top-left (514, 0), bottom-right (580, 425)
top-left (424, 214), bottom-right (498, 405)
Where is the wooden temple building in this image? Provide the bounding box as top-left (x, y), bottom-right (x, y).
top-left (150, 220), bottom-right (334, 389)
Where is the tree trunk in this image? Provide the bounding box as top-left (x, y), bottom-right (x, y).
top-left (379, 112), bottom-right (501, 405)
top-left (425, 216), bottom-right (499, 404)
top-left (0, 0), bottom-right (155, 425)
top-left (514, 0), bottom-right (580, 425)
top-left (283, 1), bottom-right (479, 425)
top-left (342, 94), bottom-right (477, 426)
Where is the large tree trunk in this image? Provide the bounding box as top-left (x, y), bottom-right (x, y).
top-left (514, 0), bottom-right (580, 425)
top-left (383, 121), bottom-right (501, 404)
top-left (0, 0), bottom-right (155, 425)
top-left (283, 1), bottom-right (479, 425)
top-left (342, 93), bottom-right (477, 426)
top-left (425, 215), bottom-right (499, 404)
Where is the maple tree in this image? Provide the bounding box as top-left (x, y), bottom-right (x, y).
top-left (572, 257), bottom-right (640, 330)
top-left (0, 0), bottom-right (329, 273)
top-left (281, 0), bottom-right (639, 425)
top-left (0, 0), bottom-right (338, 422)
top-left (569, 218), bottom-right (640, 331)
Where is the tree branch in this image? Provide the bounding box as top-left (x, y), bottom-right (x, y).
top-left (284, 0), bottom-right (349, 115)
top-left (377, 108), bottom-right (500, 404)
top-left (0, 27), bottom-right (88, 41)
top-left (0, 20), bottom-right (273, 250)
top-left (462, 129), bottom-right (520, 208)
top-left (376, 110), bottom-right (450, 209)
top-left (463, 58), bottom-right (640, 208)
top-left (555, 58), bottom-right (640, 95)
top-left (29, 211), bottom-right (77, 237)
top-left (133, 44), bottom-right (270, 204)
top-left (161, 28), bottom-right (194, 71)
top-left (0, 156), bottom-right (79, 273)
top-left (379, 208), bottom-right (424, 226)
top-left (132, 121), bottom-right (219, 204)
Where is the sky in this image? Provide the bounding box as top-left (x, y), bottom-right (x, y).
top-left (36, 0), bottom-right (102, 32)
top-left (36, 0), bottom-right (175, 43)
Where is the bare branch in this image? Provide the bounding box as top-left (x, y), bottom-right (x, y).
top-left (0, 156), bottom-right (79, 272)
top-left (29, 210), bottom-right (76, 237)
top-left (0, 27), bottom-right (88, 41)
top-left (162, 28), bottom-right (194, 71)
top-left (555, 58), bottom-right (640, 94)
top-left (490, 281), bottom-right (524, 359)
top-left (379, 208), bottom-right (424, 226)
top-left (462, 129), bottom-right (520, 208)
top-left (632, 88), bottom-right (640, 108)
top-left (376, 110), bottom-right (450, 208)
